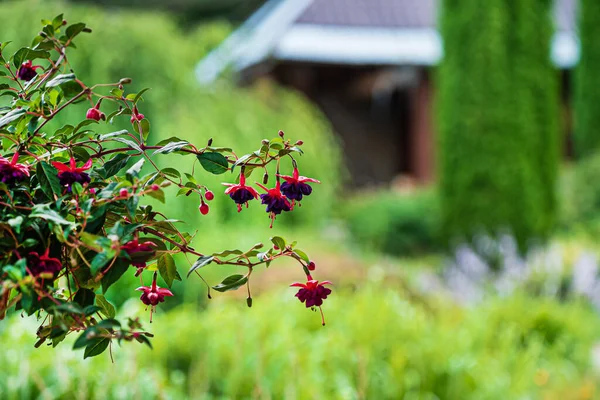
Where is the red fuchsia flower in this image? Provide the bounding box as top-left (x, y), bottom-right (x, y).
top-left (136, 272), bottom-right (173, 322)
top-left (121, 238), bottom-right (157, 276)
top-left (17, 60), bottom-right (41, 81)
top-left (222, 174), bottom-right (259, 212)
top-left (51, 157), bottom-right (92, 190)
top-left (27, 249), bottom-right (62, 277)
top-left (86, 106), bottom-right (105, 121)
top-left (278, 167), bottom-right (320, 203)
top-left (256, 181), bottom-right (291, 228)
top-left (0, 153), bottom-right (29, 184)
top-left (290, 275), bottom-right (332, 325)
top-left (130, 107), bottom-right (144, 124)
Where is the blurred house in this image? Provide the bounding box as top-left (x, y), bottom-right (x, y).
top-left (196, 0), bottom-right (578, 187)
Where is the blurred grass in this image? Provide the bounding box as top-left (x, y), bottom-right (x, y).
top-left (1, 285), bottom-right (599, 399)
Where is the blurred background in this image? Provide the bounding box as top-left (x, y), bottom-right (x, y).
top-left (3, 0), bottom-right (600, 398)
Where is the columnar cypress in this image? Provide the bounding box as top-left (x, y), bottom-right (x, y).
top-left (437, 0), bottom-right (559, 249)
top-left (575, 0), bottom-right (600, 158)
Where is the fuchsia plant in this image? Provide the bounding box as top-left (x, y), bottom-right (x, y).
top-left (0, 15), bottom-right (330, 359)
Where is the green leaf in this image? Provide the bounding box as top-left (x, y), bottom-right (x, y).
top-left (95, 154), bottom-right (130, 179)
top-left (12, 48), bottom-right (50, 68)
top-left (152, 141), bottom-right (190, 155)
top-left (212, 274), bottom-right (248, 292)
top-left (96, 318), bottom-right (121, 329)
top-left (99, 129), bottom-right (129, 141)
top-left (74, 288), bottom-right (95, 308)
top-left (157, 253), bottom-right (181, 288)
top-left (161, 167), bottom-right (181, 180)
top-left (101, 259), bottom-right (129, 293)
top-left (187, 255), bottom-right (214, 277)
top-left (0, 108), bottom-right (26, 128)
top-left (139, 119), bottom-right (150, 140)
top-left (84, 338), bottom-right (110, 359)
top-left (294, 249), bottom-right (310, 263)
top-left (36, 161), bottom-right (63, 199)
top-left (212, 249), bottom-right (243, 257)
top-left (30, 204), bottom-right (74, 226)
top-left (55, 302), bottom-right (84, 315)
top-left (73, 327), bottom-right (98, 349)
top-left (90, 251), bottom-right (114, 276)
top-left (126, 158), bottom-right (145, 179)
top-left (133, 87), bottom-right (151, 103)
top-left (270, 236), bottom-right (286, 250)
top-left (96, 294), bottom-right (116, 318)
top-left (111, 137), bottom-right (143, 152)
top-left (197, 152), bottom-right (228, 175)
top-left (66, 23), bottom-right (87, 39)
top-left (145, 188), bottom-right (165, 203)
top-left (45, 73), bottom-right (76, 88)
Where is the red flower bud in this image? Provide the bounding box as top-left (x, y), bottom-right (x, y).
top-left (199, 203), bottom-right (209, 215)
top-left (119, 188), bottom-right (129, 197)
top-left (151, 184), bottom-right (160, 191)
top-left (308, 261), bottom-right (316, 271)
top-left (86, 107), bottom-right (105, 121)
top-left (204, 190), bottom-right (214, 201)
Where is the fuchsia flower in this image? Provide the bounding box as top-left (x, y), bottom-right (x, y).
top-left (86, 106), bottom-right (105, 121)
top-left (130, 107), bottom-right (144, 124)
top-left (27, 249), bottom-right (62, 277)
top-left (51, 157), bottom-right (92, 190)
top-left (122, 238), bottom-right (157, 276)
top-left (136, 272), bottom-right (173, 322)
top-left (223, 174), bottom-right (259, 212)
top-left (278, 167), bottom-right (320, 202)
top-left (290, 275), bottom-right (332, 325)
top-left (0, 153), bottom-right (29, 184)
top-left (17, 60), bottom-right (41, 81)
top-left (256, 181), bottom-right (291, 228)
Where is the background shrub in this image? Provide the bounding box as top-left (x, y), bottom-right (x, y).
top-left (342, 189), bottom-right (440, 256)
top-left (437, 0), bottom-right (560, 249)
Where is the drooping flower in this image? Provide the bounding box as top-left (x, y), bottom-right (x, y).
top-left (0, 153), bottom-right (29, 184)
top-left (122, 238), bottom-right (157, 276)
top-left (130, 107), bottom-right (145, 124)
top-left (86, 106), bottom-right (105, 121)
top-left (290, 275), bottom-right (332, 325)
top-left (17, 60), bottom-right (41, 81)
top-left (278, 167), bottom-right (320, 202)
top-left (222, 174), bottom-right (259, 212)
top-left (256, 181), bottom-right (291, 228)
top-left (51, 157), bottom-right (92, 190)
top-left (136, 272), bottom-right (173, 322)
top-left (27, 249), bottom-right (62, 277)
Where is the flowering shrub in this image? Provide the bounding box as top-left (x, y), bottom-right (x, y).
top-left (0, 15), bottom-right (329, 359)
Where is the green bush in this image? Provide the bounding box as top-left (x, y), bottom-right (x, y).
top-left (559, 152), bottom-right (600, 233)
top-left (1, 287), bottom-right (598, 399)
top-left (575, 0), bottom-right (600, 158)
top-left (437, 0), bottom-right (560, 249)
top-left (342, 190), bottom-right (440, 256)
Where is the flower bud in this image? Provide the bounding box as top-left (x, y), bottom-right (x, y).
top-left (86, 107), bottom-right (104, 121)
top-left (150, 184), bottom-right (160, 191)
top-left (119, 188), bottom-right (129, 197)
top-left (262, 173), bottom-right (269, 185)
top-left (278, 130), bottom-right (284, 137)
top-left (261, 139), bottom-right (269, 146)
top-left (295, 140), bottom-right (304, 146)
top-left (207, 138), bottom-right (213, 146)
top-left (119, 77), bottom-right (132, 84)
top-left (199, 203), bottom-right (209, 215)
top-left (308, 261), bottom-right (316, 271)
top-left (246, 297), bottom-right (253, 308)
top-left (204, 190), bottom-right (214, 201)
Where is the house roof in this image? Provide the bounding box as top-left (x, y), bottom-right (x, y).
top-left (196, 0), bottom-right (579, 85)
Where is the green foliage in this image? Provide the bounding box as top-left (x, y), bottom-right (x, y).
top-left (0, 287), bottom-right (597, 398)
top-left (343, 189), bottom-right (441, 256)
top-left (559, 152), bottom-right (600, 233)
top-left (437, 0), bottom-right (560, 249)
top-left (575, 0), bottom-right (600, 158)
